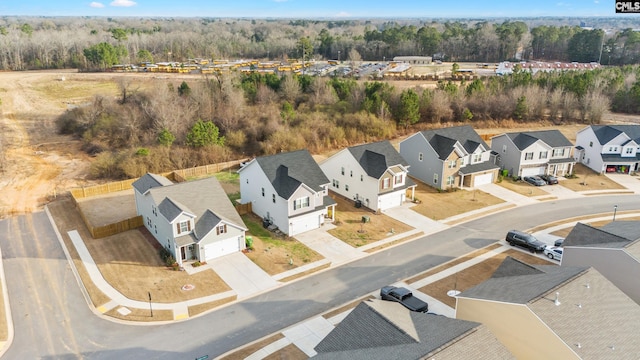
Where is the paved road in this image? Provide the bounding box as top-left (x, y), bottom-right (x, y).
top-left (1, 196), bottom-right (638, 359)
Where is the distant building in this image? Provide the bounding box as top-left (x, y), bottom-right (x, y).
top-left (392, 56), bottom-right (432, 64)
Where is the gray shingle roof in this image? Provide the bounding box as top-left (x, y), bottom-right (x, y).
top-left (348, 140), bottom-right (409, 179)
top-left (132, 173), bottom-right (173, 194)
top-left (419, 125), bottom-right (489, 160)
top-left (591, 125), bottom-right (640, 144)
top-left (313, 299), bottom-right (490, 360)
top-left (601, 153), bottom-right (640, 163)
top-left (457, 160), bottom-right (500, 175)
top-left (458, 257), bottom-right (588, 304)
top-left (146, 175), bottom-right (246, 242)
top-left (600, 220), bottom-right (640, 241)
top-left (564, 222), bottom-right (634, 248)
top-left (255, 149), bottom-right (329, 199)
top-left (158, 197), bottom-right (194, 223)
top-left (506, 130), bottom-right (573, 150)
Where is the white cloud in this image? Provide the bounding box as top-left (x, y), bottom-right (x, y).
top-left (90, 2), bottom-right (105, 8)
top-left (335, 11), bottom-right (350, 17)
top-left (110, 0), bottom-right (137, 7)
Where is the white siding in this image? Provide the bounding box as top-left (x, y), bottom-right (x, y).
top-left (575, 127), bottom-right (605, 173)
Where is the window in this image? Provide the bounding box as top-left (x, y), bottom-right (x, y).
top-left (350, 170), bottom-right (353, 177)
top-left (332, 179), bottom-right (340, 189)
top-left (433, 173), bottom-right (438, 184)
top-left (626, 147), bottom-right (634, 154)
top-left (216, 224), bottom-right (227, 235)
top-left (394, 174), bottom-right (403, 185)
top-left (261, 187), bottom-right (265, 197)
top-left (589, 141), bottom-right (593, 147)
top-left (459, 157), bottom-right (466, 166)
top-left (345, 184), bottom-right (349, 192)
top-left (448, 160), bottom-right (456, 168)
top-left (293, 196), bottom-right (310, 210)
top-left (446, 176), bottom-right (455, 185)
top-left (177, 220), bottom-right (191, 234)
top-left (360, 175), bottom-right (363, 182)
top-left (272, 194), bottom-right (276, 203)
top-left (502, 145), bottom-right (507, 153)
top-left (147, 217), bottom-right (152, 227)
top-left (418, 152), bottom-right (423, 161)
top-left (473, 153), bottom-right (482, 163)
top-left (154, 225), bottom-right (157, 234)
top-left (609, 146), bottom-right (614, 152)
top-left (539, 151), bottom-right (548, 159)
top-left (552, 148), bottom-right (565, 157)
top-left (341, 167), bottom-right (345, 175)
top-left (382, 178), bottom-right (390, 189)
top-left (525, 152), bottom-right (534, 160)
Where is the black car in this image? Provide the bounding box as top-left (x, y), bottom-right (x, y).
top-left (380, 286), bottom-right (429, 312)
top-left (505, 230), bottom-right (546, 252)
top-left (554, 238), bottom-right (564, 247)
top-left (523, 176), bottom-right (546, 186)
top-left (540, 174), bottom-right (559, 185)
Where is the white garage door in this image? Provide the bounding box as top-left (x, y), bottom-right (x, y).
top-left (521, 167), bottom-right (545, 177)
top-left (379, 192), bottom-right (404, 211)
top-left (290, 212), bottom-right (321, 236)
top-left (474, 173), bottom-right (494, 187)
top-left (203, 237), bottom-right (240, 261)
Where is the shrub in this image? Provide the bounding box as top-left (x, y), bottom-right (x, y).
top-left (159, 247), bottom-right (175, 267)
top-left (192, 261), bottom-right (202, 267)
top-left (135, 147), bottom-right (149, 156)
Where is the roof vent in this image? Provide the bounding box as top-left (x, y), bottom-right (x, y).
top-left (576, 303), bottom-right (582, 309)
top-left (610, 345), bottom-right (615, 351)
top-left (585, 282), bottom-right (590, 289)
top-left (576, 343), bottom-right (582, 349)
top-left (554, 292), bottom-right (561, 306)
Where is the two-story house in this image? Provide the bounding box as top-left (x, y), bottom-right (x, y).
top-left (399, 125), bottom-right (499, 190)
top-left (574, 125), bottom-right (640, 174)
top-left (456, 256), bottom-right (640, 359)
top-left (132, 173), bottom-right (247, 266)
top-left (491, 130), bottom-right (575, 178)
top-left (319, 140), bottom-right (416, 212)
top-left (238, 149), bottom-right (336, 236)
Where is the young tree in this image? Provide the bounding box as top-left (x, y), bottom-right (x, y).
top-left (397, 89), bottom-right (420, 128)
top-left (186, 120), bottom-right (225, 147)
top-left (157, 128), bottom-right (176, 147)
top-left (178, 81), bottom-right (191, 97)
top-left (513, 96), bottom-right (528, 120)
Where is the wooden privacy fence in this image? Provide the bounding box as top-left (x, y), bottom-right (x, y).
top-left (235, 202), bottom-right (252, 215)
top-left (88, 216), bottom-right (144, 239)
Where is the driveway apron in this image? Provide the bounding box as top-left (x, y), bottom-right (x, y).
top-left (208, 252), bottom-right (279, 299)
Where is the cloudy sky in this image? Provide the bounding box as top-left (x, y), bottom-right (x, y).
top-left (0, 0), bottom-right (614, 18)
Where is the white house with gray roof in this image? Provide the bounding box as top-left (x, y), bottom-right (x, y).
top-left (313, 299), bottom-right (514, 360)
top-left (491, 130), bottom-right (575, 178)
top-left (238, 149), bottom-right (336, 236)
top-left (400, 125), bottom-right (499, 189)
top-left (132, 173), bottom-right (247, 265)
top-left (562, 221), bottom-right (640, 305)
top-left (320, 140), bottom-right (416, 211)
top-left (456, 256), bottom-right (640, 359)
top-left (574, 125), bottom-right (640, 174)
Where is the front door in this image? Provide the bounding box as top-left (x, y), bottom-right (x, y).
top-left (180, 246), bottom-right (187, 260)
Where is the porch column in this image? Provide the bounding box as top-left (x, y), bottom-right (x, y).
top-left (411, 186), bottom-right (415, 201)
top-left (569, 162), bottom-right (574, 176)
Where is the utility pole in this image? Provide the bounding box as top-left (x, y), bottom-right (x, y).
top-left (148, 292), bottom-right (153, 317)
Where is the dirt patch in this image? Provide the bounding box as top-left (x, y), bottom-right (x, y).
top-left (76, 189), bottom-right (137, 227)
top-left (47, 198), bottom-right (231, 305)
top-left (497, 178), bottom-right (549, 197)
top-left (264, 344), bottom-right (308, 360)
top-left (406, 243), bottom-right (503, 284)
top-left (328, 194), bottom-right (413, 247)
top-left (560, 163), bottom-right (626, 191)
top-left (243, 214), bottom-right (324, 275)
top-left (220, 333), bottom-right (285, 360)
top-left (418, 249), bottom-right (553, 308)
top-left (409, 179), bottom-right (504, 220)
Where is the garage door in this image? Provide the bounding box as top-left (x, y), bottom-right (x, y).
top-left (378, 192), bottom-right (403, 211)
top-left (203, 237), bottom-right (240, 261)
top-left (521, 167), bottom-right (545, 177)
top-left (290, 212), bottom-right (321, 236)
top-left (473, 173), bottom-right (494, 187)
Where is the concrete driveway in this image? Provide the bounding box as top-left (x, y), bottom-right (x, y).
top-left (605, 173), bottom-right (640, 193)
top-left (294, 225), bottom-right (365, 265)
top-left (538, 183), bottom-right (583, 199)
top-left (383, 203), bottom-right (448, 234)
top-left (208, 252), bottom-right (280, 299)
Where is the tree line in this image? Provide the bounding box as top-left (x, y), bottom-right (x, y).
top-left (1, 16), bottom-right (640, 70)
top-left (55, 63), bottom-right (640, 179)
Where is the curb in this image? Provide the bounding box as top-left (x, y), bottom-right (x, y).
top-left (0, 247), bottom-right (14, 359)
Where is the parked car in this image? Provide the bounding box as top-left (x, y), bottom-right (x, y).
top-left (380, 286), bottom-right (429, 312)
top-left (523, 176), bottom-right (546, 186)
top-left (544, 246), bottom-right (563, 261)
top-left (505, 230), bottom-right (546, 253)
top-left (554, 238), bottom-right (565, 247)
top-left (540, 174), bottom-right (559, 185)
